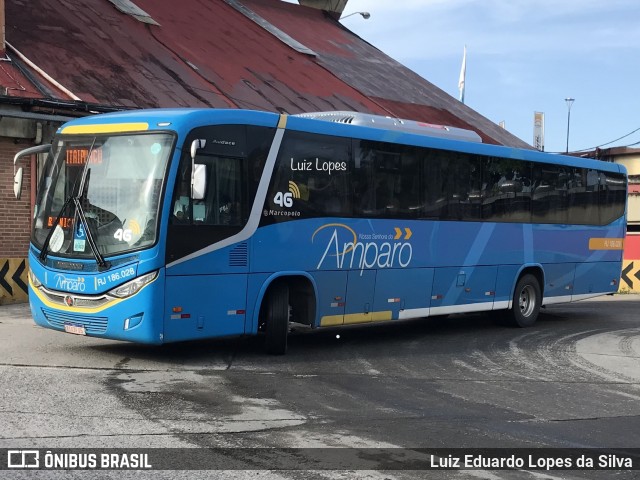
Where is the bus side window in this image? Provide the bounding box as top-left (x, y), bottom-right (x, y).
top-left (171, 159), bottom-right (192, 224)
top-left (423, 150), bottom-right (444, 219)
top-left (532, 164), bottom-right (569, 224)
top-left (374, 149), bottom-right (401, 216)
top-left (170, 153), bottom-right (244, 226)
top-left (267, 131), bottom-right (352, 220)
top-left (482, 157), bottom-right (532, 223)
top-left (398, 150), bottom-right (422, 218)
top-left (599, 171), bottom-right (626, 225)
top-left (197, 156), bottom-right (243, 226)
top-left (424, 150), bottom-right (480, 221)
top-left (354, 141), bottom-right (421, 218)
top-left (353, 142), bottom-right (376, 215)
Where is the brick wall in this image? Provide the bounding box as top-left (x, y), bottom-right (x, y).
top-left (0, 138), bottom-right (34, 257)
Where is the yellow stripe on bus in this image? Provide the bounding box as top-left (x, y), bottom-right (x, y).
top-left (61, 123), bottom-right (150, 134)
top-left (29, 276), bottom-right (156, 314)
top-left (30, 278), bottom-right (122, 314)
top-left (320, 315), bottom-right (343, 326)
top-left (320, 311), bottom-right (393, 327)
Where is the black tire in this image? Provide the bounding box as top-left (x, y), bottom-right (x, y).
top-left (508, 273), bottom-right (541, 327)
top-left (264, 283), bottom-right (289, 355)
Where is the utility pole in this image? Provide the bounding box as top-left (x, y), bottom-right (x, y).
top-left (565, 97), bottom-right (575, 153)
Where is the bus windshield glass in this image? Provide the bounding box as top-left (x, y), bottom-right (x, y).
top-left (32, 132), bottom-right (174, 260)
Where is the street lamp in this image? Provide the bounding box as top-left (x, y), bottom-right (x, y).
top-left (341, 11), bottom-right (371, 20)
top-left (565, 97), bottom-right (575, 153)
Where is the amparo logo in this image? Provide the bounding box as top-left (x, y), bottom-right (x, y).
top-left (312, 223), bottom-right (413, 275)
top-left (54, 274), bottom-right (86, 292)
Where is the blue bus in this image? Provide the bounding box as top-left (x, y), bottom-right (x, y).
top-left (14, 109), bottom-right (627, 354)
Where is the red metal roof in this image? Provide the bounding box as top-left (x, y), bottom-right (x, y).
top-left (2, 0), bottom-right (530, 147)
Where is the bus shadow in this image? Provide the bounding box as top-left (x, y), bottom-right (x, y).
top-left (89, 307), bottom-right (596, 365)
top-left (284, 311), bottom-right (562, 356)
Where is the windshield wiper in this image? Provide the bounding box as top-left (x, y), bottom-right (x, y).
top-left (38, 194), bottom-right (111, 270)
top-left (38, 194), bottom-right (74, 263)
top-left (72, 196), bottom-right (110, 270)
top-left (73, 139), bottom-right (111, 270)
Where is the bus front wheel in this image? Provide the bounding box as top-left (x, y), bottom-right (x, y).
top-left (509, 274), bottom-right (541, 327)
top-left (264, 283), bottom-right (289, 355)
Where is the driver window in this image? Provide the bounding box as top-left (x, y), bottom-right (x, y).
top-left (171, 153), bottom-right (244, 226)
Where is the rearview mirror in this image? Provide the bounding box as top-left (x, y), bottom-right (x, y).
top-left (190, 139), bottom-right (207, 201)
top-left (13, 144), bottom-right (51, 199)
top-left (192, 164), bottom-right (207, 200)
top-left (190, 138), bottom-right (206, 161)
top-left (14, 167), bottom-right (23, 199)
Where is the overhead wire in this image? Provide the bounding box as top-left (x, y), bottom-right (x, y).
top-left (572, 126), bottom-right (640, 152)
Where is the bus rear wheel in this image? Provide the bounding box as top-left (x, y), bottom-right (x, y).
top-left (264, 283), bottom-right (289, 355)
top-left (508, 274), bottom-right (541, 327)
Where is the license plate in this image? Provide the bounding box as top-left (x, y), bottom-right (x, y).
top-left (64, 323), bottom-right (86, 335)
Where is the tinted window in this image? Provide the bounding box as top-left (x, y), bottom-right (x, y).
top-left (532, 164), bottom-right (570, 224)
top-left (423, 150), bottom-right (481, 221)
top-left (354, 141), bottom-right (422, 218)
top-left (481, 157), bottom-right (532, 223)
top-left (265, 131), bottom-right (351, 221)
top-left (567, 168), bottom-right (599, 225)
top-left (247, 125), bottom-right (277, 203)
top-left (171, 154), bottom-right (244, 226)
top-left (167, 124), bottom-right (271, 263)
top-left (599, 171), bottom-right (627, 224)
top-left (261, 130), bottom-right (626, 227)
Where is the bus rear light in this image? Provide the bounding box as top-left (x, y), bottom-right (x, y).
top-left (172, 306), bottom-right (183, 313)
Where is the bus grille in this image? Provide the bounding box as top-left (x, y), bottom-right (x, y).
top-left (38, 287), bottom-right (112, 310)
top-left (229, 243), bottom-right (248, 267)
top-left (42, 309), bottom-right (108, 334)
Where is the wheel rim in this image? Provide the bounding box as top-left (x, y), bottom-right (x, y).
top-left (519, 285), bottom-right (536, 317)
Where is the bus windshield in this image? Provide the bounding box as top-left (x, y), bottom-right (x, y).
top-left (32, 132), bottom-right (174, 260)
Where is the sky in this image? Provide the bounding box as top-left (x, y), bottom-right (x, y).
top-left (283, 0), bottom-right (640, 153)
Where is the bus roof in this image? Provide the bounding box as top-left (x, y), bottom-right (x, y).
top-left (57, 108), bottom-right (281, 135)
top-left (294, 111), bottom-right (483, 143)
top-left (58, 108), bottom-right (625, 175)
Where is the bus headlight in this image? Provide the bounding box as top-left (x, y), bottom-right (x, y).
top-left (108, 271), bottom-right (158, 299)
top-left (28, 268), bottom-right (42, 288)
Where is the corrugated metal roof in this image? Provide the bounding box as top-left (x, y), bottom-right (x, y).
top-left (2, 0), bottom-right (530, 148)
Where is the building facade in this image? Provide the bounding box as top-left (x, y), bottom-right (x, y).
top-left (588, 147), bottom-right (640, 293)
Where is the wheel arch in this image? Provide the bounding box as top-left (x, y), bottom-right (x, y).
top-left (253, 271), bottom-right (318, 331)
top-left (509, 264), bottom-right (545, 309)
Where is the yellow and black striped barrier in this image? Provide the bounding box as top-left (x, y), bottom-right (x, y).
top-left (619, 260), bottom-right (640, 294)
top-left (0, 258), bottom-right (29, 305)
